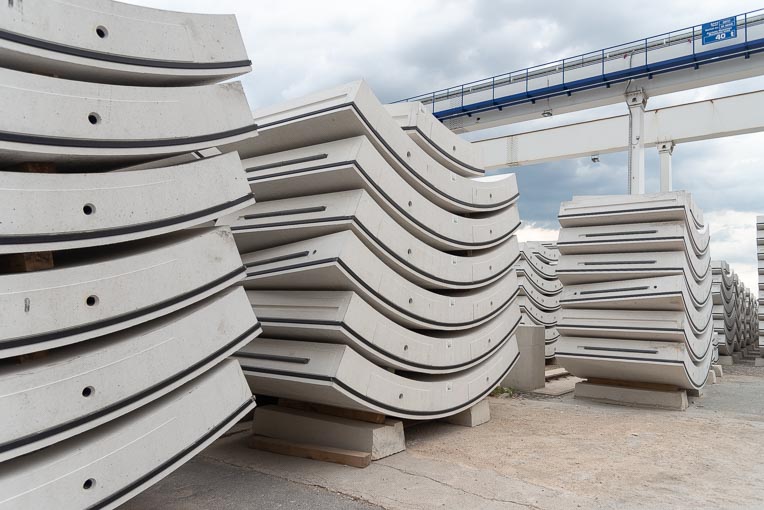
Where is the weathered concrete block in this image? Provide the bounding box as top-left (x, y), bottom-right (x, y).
top-left (732, 352), bottom-right (743, 362)
top-left (712, 364), bottom-right (724, 378)
top-left (252, 405), bottom-right (405, 460)
top-left (443, 398), bottom-right (490, 427)
top-left (501, 326), bottom-right (545, 391)
top-left (718, 355), bottom-right (733, 366)
top-left (707, 370), bottom-right (718, 384)
top-left (574, 381), bottom-right (688, 411)
top-left (755, 358), bottom-right (764, 367)
top-left (687, 387), bottom-right (704, 398)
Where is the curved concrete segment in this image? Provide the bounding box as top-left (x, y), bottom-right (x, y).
top-left (557, 252), bottom-right (711, 300)
top-left (0, 68), bottom-right (257, 168)
top-left (559, 275), bottom-right (711, 331)
top-left (0, 0), bottom-right (250, 86)
top-left (385, 102), bottom-right (485, 176)
top-left (558, 191), bottom-right (704, 229)
top-left (222, 189), bottom-right (519, 289)
top-left (556, 336), bottom-right (710, 390)
top-left (0, 360), bottom-right (254, 510)
top-left (236, 337), bottom-right (519, 420)
top-left (240, 137), bottom-right (519, 249)
top-left (558, 308), bottom-right (712, 363)
top-left (241, 230), bottom-right (519, 331)
top-left (241, 81), bottom-right (514, 213)
top-left (557, 221), bottom-right (710, 261)
top-left (0, 153), bottom-right (253, 253)
top-left (0, 227), bottom-right (244, 358)
top-left (248, 290), bottom-right (522, 374)
top-left (0, 287), bottom-right (260, 462)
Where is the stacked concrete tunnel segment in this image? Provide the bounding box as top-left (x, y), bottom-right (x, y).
top-left (758, 217), bottom-right (764, 347)
top-left (555, 192), bottom-right (713, 390)
top-left (711, 260), bottom-right (759, 356)
top-left (0, 4), bottom-right (260, 507)
top-left (515, 242), bottom-right (561, 360)
top-left (217, 81), bottom-right (524, 420)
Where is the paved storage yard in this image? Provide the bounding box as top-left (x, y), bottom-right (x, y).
top-left (124, 362), bottom-right (764, 509)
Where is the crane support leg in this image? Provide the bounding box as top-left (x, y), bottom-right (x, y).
top-left (626, 90), bottom-right (647, 195)
top-left (658, 141), bottom-right (675, 192)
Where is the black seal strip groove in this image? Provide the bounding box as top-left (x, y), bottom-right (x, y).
top-left (0, 266), bottom-right (246, 349)
top-left (0, 194), bottom-right (253, 246)
top-left (0, 28), bottom-right (252, 70)
top-left (0, 323), bottom-right (261, 456)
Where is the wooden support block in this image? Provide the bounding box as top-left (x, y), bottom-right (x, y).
top-left (7, 162), bottom-right (57, 173)
top-left (250, 435), bottom-right (371, 468)
top-left (277, 398), bottom-right (386, 424)
top-left (587, 377), bottom-right (680, 392)
top-left (544, 367), bottom-right (569, 381)
top-left (0, 252), bottom-right (55, 273)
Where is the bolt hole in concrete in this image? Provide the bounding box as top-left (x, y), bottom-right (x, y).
top-left (96, 25), bottom-right (108, 38)
top-left (408, 298), bottom-right (413, 304)
top-left (82, 386), bottom-right (94, 397)
top-left (83, 203), bottom-right (95, 215)
top-left (398, 393), bottom-right (404, 399)
top-left (403, 344), bottom-right (409, 351)
top-left (83, 478), bottom-right (96, 490)
top-left (407, 248), bottom-right (412, 255)
top-left (86, 295), bottom-right (99, 307)
top-left (88, 113), bottom-right (101, 125)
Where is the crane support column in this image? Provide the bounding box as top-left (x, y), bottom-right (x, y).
top-left (626, 90), bottom-right (647, 195)
top-left (657, 141), bottom-right (675, 192)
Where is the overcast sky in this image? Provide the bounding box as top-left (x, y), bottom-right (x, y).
top-left (136, 0), bottom-right (763, 290)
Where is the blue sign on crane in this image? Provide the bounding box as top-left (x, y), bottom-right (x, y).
top-left (702, 17), bottom-right (737, 45)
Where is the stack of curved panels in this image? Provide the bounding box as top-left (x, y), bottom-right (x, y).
top-left (0, 2), bottom-right (260, 506)
top-left (759, 217), bottom-right (764, 347)
top-left (515, 242), bottom-right (561, 360)
top-left (219, 82), bottom-right (523, 420)
top-left (555, 192), bottom-right (713, 390)
top-left (712, 260), bottom-right (738, 355)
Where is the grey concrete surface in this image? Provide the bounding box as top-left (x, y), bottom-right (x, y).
top-left (121, 430), bottom-right (381, 510)
top-left (123, 362), bottom-right (764, 510)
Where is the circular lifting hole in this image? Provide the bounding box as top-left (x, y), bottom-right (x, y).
top-left (83, 203), bottom-right (95, 215)
top-left (82, 386), bottom-right (94, 397)
top-left (96, 26), bottom-right (108, 39)
top-left (398, 393), bottom-right (404, 399)
top-left (408, 298), bottom-right (413, 304)
top-left (407, 200), bottom-right (412, 207)
top-left (403, 344), bottom-right (409, 351)
top-left (406, 151), bottom-right (411, 158)
top-left (86, 295), bottom-right (99, 307)
top-left (83, 478), bottom-right (96, 490)
top-left (407, 248), bottom-right (412, 255)
top-left (88, 113), bottom-right (101, 125)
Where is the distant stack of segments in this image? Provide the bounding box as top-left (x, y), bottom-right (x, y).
top-left (515, 242), bottom-right (561, 360)
top-left (759, 217), bottom-right (764, 347)
top-left (217, 81), bottom-right (523, 420)
top-left (554, 192), bottom-right (712, 390)
top-left (0, 2), bottom-right (260, 507)
top-left (712, 261), bottom-right (737, 355)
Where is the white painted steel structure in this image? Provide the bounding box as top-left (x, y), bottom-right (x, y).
top-left (476, 90), bottom-right (764, 176)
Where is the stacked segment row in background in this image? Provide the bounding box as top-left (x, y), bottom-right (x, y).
top-left (0, 3), bottom-right (260, 508)
top-left (555, 192), bottom-right (713, 390)
top-left (515, 242), bottom-right (561, 360)
top-left (219, 81), bottom-right (524, 420)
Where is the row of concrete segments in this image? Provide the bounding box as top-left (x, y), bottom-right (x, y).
top-left (712, 260), bottom-right (759, 358)
top-left (554, 192), bottom-right (715, 392)
top-left (758, 217), bottom-right (764, 349)
top-left (515, 242), bottom-right (561, 360)
top-left (0, 2), bottom-right (261, 508)
top-left (0, 0), bottom-right (526, 504)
